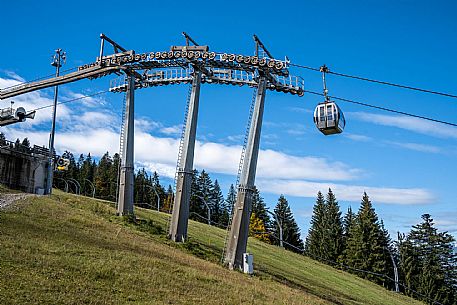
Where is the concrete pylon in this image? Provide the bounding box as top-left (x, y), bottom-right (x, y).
top-left (224, 77), bottom-right (267, 270)
top-left (169, 70), bottom-right (202, 242)
top-left (117, 75), bottom-right (135, 216)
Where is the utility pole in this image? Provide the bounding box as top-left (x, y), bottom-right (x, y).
top-left (224, 77), bottom-right (267, 270)
top-left (46, 49), bottom-right (65, 195)
top-left (169, 69), bottom-right (202, 242)
top-left (117, 74), bottom-right (135, 215)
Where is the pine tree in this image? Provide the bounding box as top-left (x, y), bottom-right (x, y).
top-left (161, 185), bottom-right (173, 213)
top-left (251, 187), bottom-right (272, 237)
top-left (109, 153), bottom-right (120, 201)
top-left (134, 168), bottom-right (148, 206)
top-left (305, 191), bottom-right (326, 261)
top-left (344, 192), bottom-right (391, 286)
top-left (273, 195), bottom-right (304, 253)
top-left (342, 206), bottom-right (356, 261)
top-left (399, 214), bottom-right (457, 304)
top-left (210, 180), bottom-right (224, 226)
top-left (21, 138), bottom-right (30, 148)
top-left (323, 188), bottom-right (344, 263)
top-left (94, 152), bottom-right (112, 199)
top-left (220, 184), bottom-right (236, 227)
top-left (148, 171), bottom-right (165, 210)
top-left (191, 170), bottom-right (214, 223)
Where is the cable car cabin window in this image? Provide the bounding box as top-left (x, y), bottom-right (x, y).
top-left (327, 104), bottom-right (333, 121)
top-left (339, 110), bottom-right (346, 129)
top-left (319, 106), bottom-right (325, 122)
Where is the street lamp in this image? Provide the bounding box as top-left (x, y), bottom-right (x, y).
top-left (386, 246), bottom-right (400, 293)
top-left (196, 195), bottom-right (211, 225)
top-left (144, 185), bottom-right (160, 212)
top-left (84, 179), bottom-right (96, 198)
top-left (54, 177), bottom-right (68, 192)
top-left (68, 178), bottom-right (81, 195)
top-left (66, 179), bottom-right (78, 194)
top-left (46, 49), bottom-right (66, 195)
top-left (266, 210), bottom-right (283, 248)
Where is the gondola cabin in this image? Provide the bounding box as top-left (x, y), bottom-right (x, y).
top-left (313, 102), bottom-right (345, 135)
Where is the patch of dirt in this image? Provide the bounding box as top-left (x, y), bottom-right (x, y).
top-left (0, 193), bottom-right (34, 210)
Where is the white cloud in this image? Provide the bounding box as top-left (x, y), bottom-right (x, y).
top-left (287, 106), bottom-right (313, 114)
top-left (160, 124), bottom-right (181, 135)
top-left (226, 134), bottom-right (244, 142)
top-left (344, 133), bottom-right (372, 142)
top-left (386, 141), bottom-right (442, 154)
top-left (258, 149), bottom-right (360, 181)
top-left (134, 118), bottom-right (161, 132)
top-left (257, 179), bottom-right (435, 205)
top-left (350, 112), bottom-right (457, 139)
top-left (79, 111), bottom-right (117, 128)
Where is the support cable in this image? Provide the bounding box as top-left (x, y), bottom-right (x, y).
top-left (290, 63), bottom-right (457, 99)
top-left (30, 90), bottom-right (109, 112)
top-left (305, 90), bottom-right (457, 127)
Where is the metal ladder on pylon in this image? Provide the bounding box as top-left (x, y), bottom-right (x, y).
top-left (166, 81), bottom-right (194, 231)
top-left (220, 84), bottom-right (258, 263)
top-left (115, 86), bottom-right (128, 211)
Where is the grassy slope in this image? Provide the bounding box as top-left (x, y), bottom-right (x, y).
top-left (0, 191), bottom-right (423, 305)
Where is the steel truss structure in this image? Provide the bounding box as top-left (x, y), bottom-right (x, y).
top-left (0, 33), bottom-right (305, 271)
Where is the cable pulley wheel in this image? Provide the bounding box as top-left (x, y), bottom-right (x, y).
top-left (167, 51), bottom-right (174, 58)
top-left (202, 52), bottom-right (209, 59)
top-left (208, 52), bottom-right (216, 60)
top-left (228, 54), bottom-right (236, 61)
top-left (267, 60), bottom-right (276, 68)
top-left (194, 51), bottom-right (201, 59)
top-left (236, 55), bottom-right (244, 63)
top-left (275, 61), bottom-right (284, 70)
top-left (187, 51), bottom-right (194, 59)
top-left (250, 57), bottom-right (259, 65)
top-left (243, 56), bottom-right (251, 64)
top-left (259, 58), bottom-right (267, 66)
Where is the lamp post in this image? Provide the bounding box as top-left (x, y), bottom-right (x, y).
top-left (54, 177), bottom-right (68, 192)
top-left (66, 179), bottom-right (78, 194)
top-left (196, 195), bottom-right (211, 225)
top-left (68, 178), bottom-right (81, 195)
top-left (84, 179), bottom-right (96, 198)
top-left (267, 210), bottom-right (283, 248)
top-left (46, 49), bottom-right (66, 195)
top-left (144, 185), bottom-right (160, 212)
top-left (386, 246), bottom-right (400, 293)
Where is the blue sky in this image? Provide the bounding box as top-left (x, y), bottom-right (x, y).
top-left (1, 0), bottom-right (457, 240)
